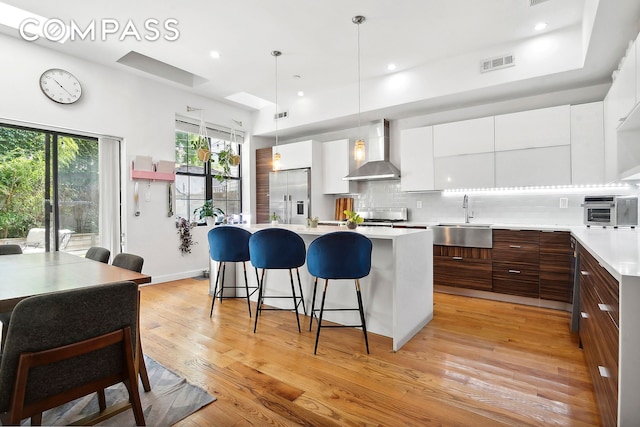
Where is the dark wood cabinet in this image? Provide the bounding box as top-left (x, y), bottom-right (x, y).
top-left (433, 245), bottom-right (492, 291)
top-left (539, 231), bottom-right (573, 303)
top-left (492, 230), bottom-right (539, 297)
top-left (579, 245), bottom-right (619, 427)
top-left (255, 147), bottom-right (272, 224)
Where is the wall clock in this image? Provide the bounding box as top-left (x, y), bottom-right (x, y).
top-left (39, 68), bottom-right (82, 104)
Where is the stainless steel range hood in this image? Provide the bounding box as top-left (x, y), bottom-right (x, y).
top-left (344, 119), bottom-right (400, 181)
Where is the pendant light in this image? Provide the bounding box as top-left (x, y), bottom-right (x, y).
top-left (353, 15), bottom-right (366, 162)
top-left (272, 50), bottom-right (282, 171)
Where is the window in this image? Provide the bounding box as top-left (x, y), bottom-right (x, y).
top-left (175, 118), bottom-right (242, 224)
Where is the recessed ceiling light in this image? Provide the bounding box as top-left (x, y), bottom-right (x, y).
top-left (534, 22), bottom-right (548, 31)
top-left (387, 63), bottom-right (397, 71)
top-left (297, 91), bottom-right (304, 97)
top-left (210, 51), bottom-right (221, 59)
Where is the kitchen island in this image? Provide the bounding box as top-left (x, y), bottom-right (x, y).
top-left (217, 224), bottom-right (433, 351)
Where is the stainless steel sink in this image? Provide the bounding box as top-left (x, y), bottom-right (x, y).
top-left (432, 224), bottom-right (493, 248)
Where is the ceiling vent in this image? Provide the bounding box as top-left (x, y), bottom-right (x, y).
top-left (480, 54), bottom-right (515, 73)
top-left (274, 111), bottom-right (289, 120)
top-left (529, 0), bottom-right (551, 6)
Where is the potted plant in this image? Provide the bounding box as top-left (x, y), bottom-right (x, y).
top-left (344, 210), bottom-right (363, 229)
top-left (212, 148), bottom-right (239, 183)
top-left (270, 212), bottom-right (279, 226)
top-left (191, 136), bottom-right (210, 162)
top-left (306, 216), bottom-right (319, 228)
top-left (193, 200), bottom-right (224, 226)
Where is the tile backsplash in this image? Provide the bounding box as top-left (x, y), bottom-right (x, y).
top-left (350, 181), bottom-right (640, 225)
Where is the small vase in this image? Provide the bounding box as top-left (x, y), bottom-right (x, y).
top-left (346, 221), bottom-right (357, 229)
top-left (271, 220), bottom-right (279, 226)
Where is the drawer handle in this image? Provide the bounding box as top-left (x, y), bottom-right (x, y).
top-left (598, 303), bottom-right (610, 312)
top-left (452, 256), bottom-right (463, 260)
top-left (580, 312), bottom-right (589, 319)
top-left (509, 245), bottom-right (521, 248)
top-left (598, 366), bottom-right (610, 378)
top-left (580, 270), bottom-right (589, 276)
top-left (508, 270), bottom-right (521, 274)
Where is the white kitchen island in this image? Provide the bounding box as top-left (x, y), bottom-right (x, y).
top-left (213, 224), bottom-right (433, 351)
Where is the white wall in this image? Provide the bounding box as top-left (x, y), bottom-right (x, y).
top-left (0, 34), bottom-right (253, 283)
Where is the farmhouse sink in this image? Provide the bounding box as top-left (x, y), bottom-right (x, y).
top-left (432, 224), bottom-right (493, 248)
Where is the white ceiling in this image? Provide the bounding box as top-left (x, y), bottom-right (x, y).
top-left (2, 0), bottom-right (640, 138)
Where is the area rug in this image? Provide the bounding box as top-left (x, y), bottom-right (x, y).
top-left (29, 355), bottom-right (216, 426)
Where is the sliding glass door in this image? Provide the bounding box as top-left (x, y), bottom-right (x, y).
top-left (0, 124), bottom-right (101, 253)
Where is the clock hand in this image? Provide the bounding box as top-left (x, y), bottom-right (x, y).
top-left (51, 77), bottom-right (73, 97)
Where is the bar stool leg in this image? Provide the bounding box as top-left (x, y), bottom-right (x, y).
top-left (242, 261), bottom-right (252, 317)
top-left (309, 277), bottom-right (319, 331)
top-left (253, 269), bottom-right (266, 333)
top-left (314, 279), bottom-right (329, 355)
top-left (220, 262), bottom-right (227, 303)
top-left (355, 279), bottom-right (370, 354)
top-left (210, 260), bottom-right (223, 317)
top-left (289, 269), bottom-right (301, 332)
top-left (295, 268), bottom-right (307, 315)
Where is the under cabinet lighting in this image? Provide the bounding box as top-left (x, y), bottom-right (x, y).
top-left (442, 183), bottom-right (634, 196)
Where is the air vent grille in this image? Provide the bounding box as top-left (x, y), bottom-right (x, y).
top-left (480, 54), bottom-right (515, 73)
top-left (529, 0), bottom-right (550, 6)
top-left (274, 111), bottom-right (289, 120)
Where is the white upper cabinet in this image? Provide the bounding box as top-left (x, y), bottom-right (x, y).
top-left (433, 117), bottom-right (494, 157)
top-left (496, 146), bottom-right (571, 187)
top-left (494, 105), bottom-right (571, 151)
top-left (400, 126), bottom-right (434, 192)
top-left (322, 139), bottom-right (354, 194)
top-left (571, 102), bottom-right (605, 185)
top-left (272, 140), bottom-right (313, 170)
top-left (434, 153), bottom-right (494, 190)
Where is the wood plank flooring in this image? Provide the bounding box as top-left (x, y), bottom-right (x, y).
top-left (138, 278), bottom-right (600, 426)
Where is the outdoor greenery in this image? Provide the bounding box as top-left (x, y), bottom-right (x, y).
top-left (0, 126), bottom-right (99, 239)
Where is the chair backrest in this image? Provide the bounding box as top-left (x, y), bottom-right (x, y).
top-left (307, 231), bottom-right (372, 280)
top-left (208, 226), bottom-right (251, 262)
top-left (85, 246), bottom-right (111, 263)
top-left (0, 244), bottom-right (23, 255)
top-left (249, 228), bottom-right (306, 269)
top-left (112, 253), bottom-right (144, 273)
top-left (0, 281), bottom-right (139, 413)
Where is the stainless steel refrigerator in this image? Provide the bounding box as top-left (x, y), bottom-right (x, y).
top-left (269, 168), bottom-right (310, 225)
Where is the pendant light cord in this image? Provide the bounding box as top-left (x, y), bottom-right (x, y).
top-left (272, 50), bottom-right (281, 150)
top-left (357, 20), bottom-right (361, 138)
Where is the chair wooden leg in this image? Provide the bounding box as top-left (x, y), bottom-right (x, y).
top-left (309, 277), bottom-right (319, 331)
top-left (253, 269), bottom-right (266, 333)
top-left (355, 279), bottom-right (370, 354)
top-left (242, 262), bottom-right (252, 317)
top-left (138, 335), bottom-right (151, 392)
top-left (210, 261), bottom-right (222, 317)
top-left (314, 279), bottom-right (329, 355)
top-left (289, 269), bottom-right (301, 333)
top-left (97, 389), bottom-right (107, 411)
top-left (31, 413), bottom-right (42, 426)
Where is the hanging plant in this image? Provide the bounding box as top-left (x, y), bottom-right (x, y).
top-left (177, 217), bottom-right (196, 254)
top-left (191, 136), bottom-right (210, 162)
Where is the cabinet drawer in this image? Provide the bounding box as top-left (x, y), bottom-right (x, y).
top-left (580, 248), bottom-right (619, 327)
top-left (434, 256), bottom-right (492, 291)
top-left (433, 245), bottom-right (491, 260)
top-left (493, 230), bottom-right (539, 264)
top-left (492, 261), bottom-right (539, 298)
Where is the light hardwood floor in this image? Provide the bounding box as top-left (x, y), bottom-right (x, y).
top-left (139, 278), bottom-right (600, 426)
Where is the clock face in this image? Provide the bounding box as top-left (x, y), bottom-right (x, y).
top-left (39, 69), bottom-right (82, 104)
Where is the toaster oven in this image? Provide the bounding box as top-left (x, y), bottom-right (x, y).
top-left (582, 195), bottom-right (638, 227)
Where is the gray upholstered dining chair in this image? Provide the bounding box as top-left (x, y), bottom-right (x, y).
top-left (0, 245), bottom-right (22, 255)
top-left (85, 246), bottom-right (111, 263)
top-left (0, 281), bottom-right (145, 426)
top-left (112, 253), bottom-right (144, 273)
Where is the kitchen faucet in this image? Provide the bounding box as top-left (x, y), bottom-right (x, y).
top-left (462, 194), bottom-right (474, 223)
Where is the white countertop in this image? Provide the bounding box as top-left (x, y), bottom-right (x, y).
top-left (571, 226), bottom-right (640, 280)
top-left (244, 224), bottom-right (429, 239)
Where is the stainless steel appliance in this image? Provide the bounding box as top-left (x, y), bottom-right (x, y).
top-left (269, 168), bottom-right (310, 225)
top-left (582, 195), bottom-right (638, 227)
top-left (357, 207), bottom-right (407, 227)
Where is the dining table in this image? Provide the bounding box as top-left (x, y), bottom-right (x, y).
top-left (0, 250), bottom-right (153, 395)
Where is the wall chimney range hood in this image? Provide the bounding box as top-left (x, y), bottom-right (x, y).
top-left (344, 119), bottom-right (400, 181)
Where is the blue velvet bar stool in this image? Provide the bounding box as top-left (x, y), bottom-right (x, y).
top-left (307, 231), bottom-right (372, 354)
top-left (249, 228), bottom-right (307, 333)
top-left (208, 226), bottom-right (258, 317)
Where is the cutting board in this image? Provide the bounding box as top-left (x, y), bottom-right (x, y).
top-left (335, 197), bottom-right (354, 220)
